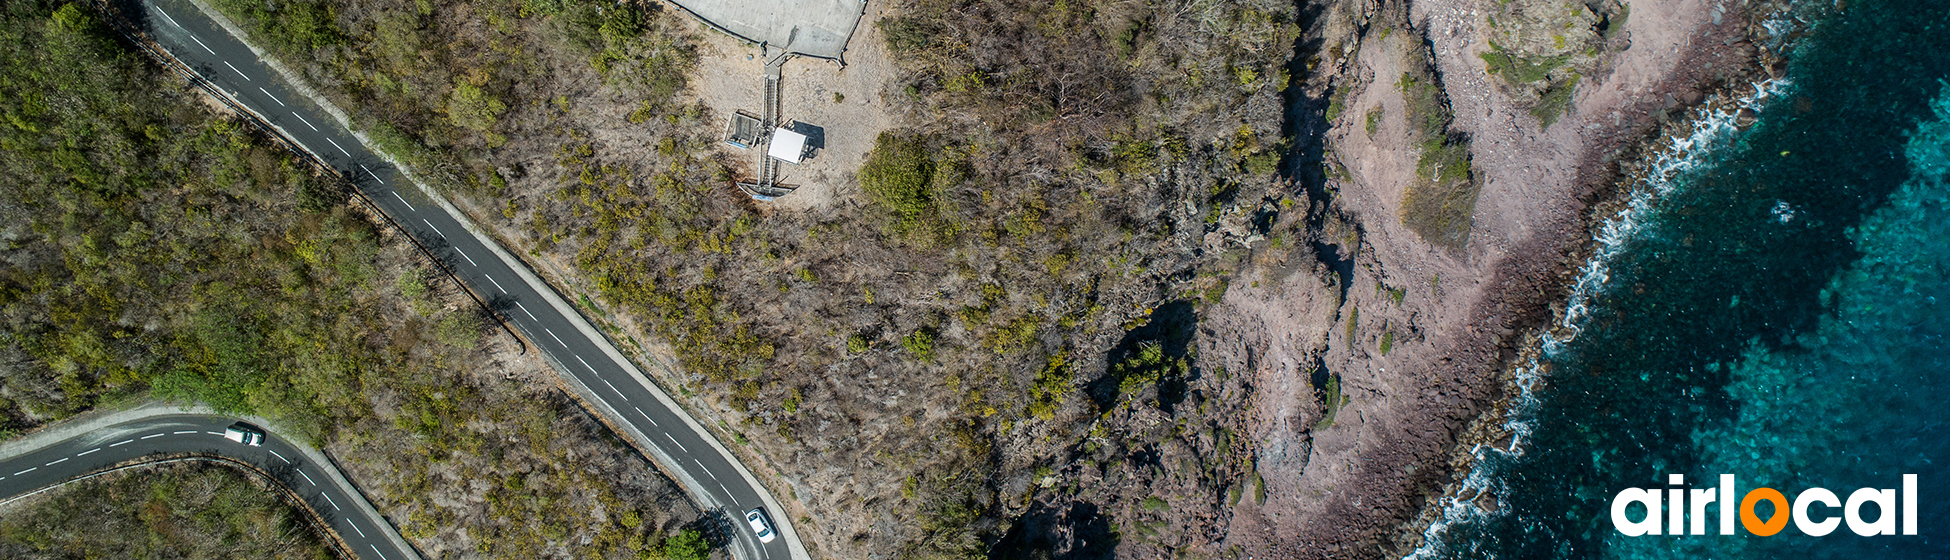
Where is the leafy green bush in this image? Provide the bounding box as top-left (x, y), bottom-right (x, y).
top-left (1111, 342), bottom-right (1185, 400)
top-left (1478, 42), bottom-right (1568, 84)
top-left (860, 133), bottom-right (956, 246)
top-left (1530, 74), bottom-right (1580, 126)
top-left (209, 0), bottom-right (341, 55)
top-left (1025, 354), bottom-right (1073, 420)
top-left (1313, 374), bottom-right (1346, 430)
top-left (448, 82), bottom-right (506, 132)
top-left (1397, 72), bottom-right (1479, 250)
top-left (877, 17), bottom-right (935, 54)
top-left (664, 529), bottom-right (709, 560)
top-left (902, 329), bottom-right (937, 361)
top-left (1400, 175), bottom-right (1481, 251)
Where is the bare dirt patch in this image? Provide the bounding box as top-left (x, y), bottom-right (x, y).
top-left (682, 3), bottom-right (901, 212)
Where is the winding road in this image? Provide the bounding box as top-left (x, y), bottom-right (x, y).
top-left (39, 1), bottom-right (809, 559)
top-left (0, 408), bottom-right (416, 560)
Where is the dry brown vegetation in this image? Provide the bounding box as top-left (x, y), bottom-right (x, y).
top-left (183, 0), bottom-right (1316, 556)
top-left (0, 462), bottom-right (333, 560)
top-left (0, 2), bottom-right (699, 558)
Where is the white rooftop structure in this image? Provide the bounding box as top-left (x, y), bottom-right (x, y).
top-left (768, 127), bottom-right (808, 164)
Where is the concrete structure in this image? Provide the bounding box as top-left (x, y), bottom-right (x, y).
top-left (668, 0), bottom-right (865, 60)
top-left (725, 111), bottom-right (763, 149)
top-left (768, 127), bottom-right (808, 163)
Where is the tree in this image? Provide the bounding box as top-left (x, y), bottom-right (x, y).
top-left (447, 82), bottom-right (505, 132)
top-left (664, 529), bottom-right (709, 560)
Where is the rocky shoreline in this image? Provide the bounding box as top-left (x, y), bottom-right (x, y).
top-left (1196, 0), bottom-right (1805, 557)
top-left (1383, 0), bottom-right (1803, 556)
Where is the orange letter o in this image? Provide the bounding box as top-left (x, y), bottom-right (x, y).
top-left (1741, 488), bottom-right (1791, 536)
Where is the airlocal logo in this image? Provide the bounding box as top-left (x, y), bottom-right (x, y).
top-left (1612, 474), bottom-right (1918, 537)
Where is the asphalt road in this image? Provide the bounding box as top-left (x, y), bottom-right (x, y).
top-left (0, 415), bottom-right (411, 560)
top-left (123, 1), bottom-right (792, 558)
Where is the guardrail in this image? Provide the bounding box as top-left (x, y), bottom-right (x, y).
top-left (78, 0), bottom-right (526, 356)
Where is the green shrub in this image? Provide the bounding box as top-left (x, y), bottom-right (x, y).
top-left (1397, 72), bottom-right (1479, 250)
top-left (860, 133), bottom-right (956, 246)
top-left (1530, 74), bottom-right (1580, 127)
top-left (782, 388), bottom-right (803, 414)
top-left (1025, 353), bottom-right (1072, 420)
top-left (902, 329), bottom-right (936, 361)
top-left (877, 17), bottom-right (934, 54)
top-left (1314, 374), bottom-right (1346, 430)
top-left (1324, 83), bottom-right (1351, 123)
top-left (1111, 342), bottom-right (1184, 400)
top-left (1478, 42), bottom-right (1567, 84)
top-left (664, 529), bottom-right (708, 560)
top-left (448, 82), bottom-right (506, 132)
top-left (1253, 469), bottom-right (1267, 504)
top-left (1400, 176), bottom-right (1481, 251)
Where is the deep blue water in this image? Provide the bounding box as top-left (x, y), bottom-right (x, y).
top-left (1408, 0), bottom-right (1950, 558)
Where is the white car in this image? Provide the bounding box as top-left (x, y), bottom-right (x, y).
top-left (223, 423), bottom-right (265, 446)
top-left (745, 508), bottom-right (776, 543)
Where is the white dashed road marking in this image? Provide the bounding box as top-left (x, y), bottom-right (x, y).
top-left (110, 439), bottom-right (133, 447)
top-left (454, 248), bottom-right (479, 267)
top-left (155, 7), bottom-right (181, 27)
top-left (141, 433), bottom-right (164, 440)
top-left (720, 482), bottom-right (734, 498)
top-left (350, 523), bottom-right (368, 538)
top-left (575, 355), bottom-right (597, 373)
top-left (326, 137), bottom-right (350, 157)
top-left (299, 470), bottom-right (317, 486)
top-left (486, 276), bottom-right (507, 294)
top-left (324, 494), bottom-right (341, 511)
top-left (372, 545), bottom-right (389, 560)
top-left (44, 458), bottom-right (66, 466)
top-left (77, 448), bottom-right (100, 456)
top-left (206, 431), bottom-right (223, 435)
top-left (223, 60), bottom-right (250, 80)
top-left (392, 192), bottom-right (415, 210)
top-left (696, 459), bottom-right (716, 480)
top-left (174, 430), bottom-right (197, 435)
top-left (422, 219), bottom-right (446, 239)
top-left (665, 433), bottom-right (688, 453)
top-left (516, 302), bottom-right (538, 321)
top-left (546, 328), bottom-right (566, 347)
top-left (258, 87), bottom-right (285, 106)
top-left (292, 112), bottom-right (318, 131)
top-left (635, 407), bottom-right (659, 426)
top-left (13, 468), bottom-right (34, 476)
top-left (361, 165), bottom-right (388, 186)
top-left (269, 449), bottom-right (291, 464)
top-left (190, 35), bottom-right (214, 54)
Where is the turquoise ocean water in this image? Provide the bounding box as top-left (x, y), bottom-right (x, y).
top-left (1407, 0), bottom-right (1950, 558)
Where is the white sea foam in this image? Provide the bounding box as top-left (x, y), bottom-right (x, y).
top-left (1400, 79), bottom-right (1788, 560)
top-left (1544, 78), bottom-right (1787, 354)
